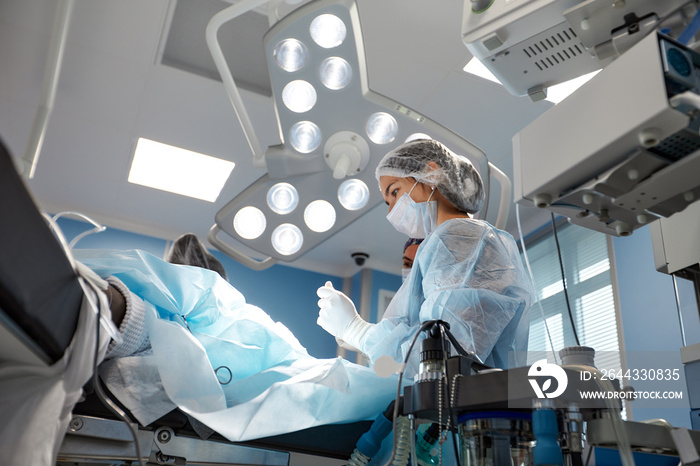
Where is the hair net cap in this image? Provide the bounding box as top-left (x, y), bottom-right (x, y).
top-left (375, 139), bottom-right (485, 214)
top-left (166, 233), bottom-right (228, 280)
top-left (403, 238), bottom-right (423, 253)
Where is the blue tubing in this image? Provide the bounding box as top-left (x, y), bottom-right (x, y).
top-left (356, 410), bottom-right (394, 458)
top-left (532, 409), bottom-right (563, 466)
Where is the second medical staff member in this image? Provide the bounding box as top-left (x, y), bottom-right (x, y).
top-left (401, 238), bottom-right (422, 282)
top-left (317, 139), bottom-right (533, 374)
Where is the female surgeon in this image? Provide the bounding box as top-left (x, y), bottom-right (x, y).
top-left (317, 139), bottom-right (534, 375)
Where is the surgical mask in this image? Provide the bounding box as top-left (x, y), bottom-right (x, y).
top-left (401, 267), bottom-right (411, 283)
top-left (386, 182), bottom-right (437, 239)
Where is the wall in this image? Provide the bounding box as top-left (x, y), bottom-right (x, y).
top-left (348, 268), bottom-right (401, 324)
top-left (57, 217), bottom-right (342, 359)
top-left (369, 270), bottom-right (401, 323)
top-left (612, 225), bottom-right (700, 427)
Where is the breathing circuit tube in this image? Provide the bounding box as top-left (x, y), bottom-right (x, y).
top-left (349, 399), bottom-right (410, 465)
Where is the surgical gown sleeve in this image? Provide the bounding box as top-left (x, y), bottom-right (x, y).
top-left (357, 219), bottom-right (532, 374)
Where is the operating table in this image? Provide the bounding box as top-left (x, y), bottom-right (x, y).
top-left (59, 390), bottom-right (371, 464)
top-left (0, 137), bottom-right (374, 465)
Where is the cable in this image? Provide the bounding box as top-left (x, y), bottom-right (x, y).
top-left (51, 211), bottom-right (106, 249)
top-left (564, 364), bottom-right (634, 466)
top-left (383, 320), bottom-right (435, 466)
top-left (441, 326), bottom-right (480, 363)
top-left (678, 6), bottom-right (700, 45)
top-left (550, 213), bottom-right (581, 346)
top-left (672, 274), bottom-right (688, 347)
top-left (516, 204), bottom-right (559, 363)
top-left (89, 279), bottom-right (144, 466)
top-left (46, 213), bottom-right (143, 466)
top-left (585, 445), bottom-right (592, 466)
top-left (438, 324), bottom-right (462, 466)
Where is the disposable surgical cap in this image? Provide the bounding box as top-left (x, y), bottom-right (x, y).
top-left (166, 233), bottom-right (228, 280)
top-left (403, 237), bottom-right (423, 253)
top-left (375, 139), bottom-right (485, 214)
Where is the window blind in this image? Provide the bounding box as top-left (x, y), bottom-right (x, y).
top-left (522, 222), bottom-right (623, 376)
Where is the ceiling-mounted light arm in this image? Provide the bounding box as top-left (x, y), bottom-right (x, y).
top-left (19, 0), bottom-right (74, 179)
top-left (207, 224), bottom-right (278, 271)
top-left (487, 162), bottom-right (511, 230)
top-left (206, 0), bottom-right (269, 169)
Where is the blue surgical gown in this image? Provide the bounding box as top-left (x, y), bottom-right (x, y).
top-left (358, 218), bottom-right (533, 375)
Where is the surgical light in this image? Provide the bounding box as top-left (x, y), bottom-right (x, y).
top-left (206, 0), bottom-right (500, 270)
top-left (234, 206), bottom-right (266, 239)
top-left (267, 182), bottom-right (299, 214)
top-left (338, 179), bottom-right (369, 211)
top-left (289, 121), bottom-right (321, 153)
top-left (271, 223), bottom-right (303, 255)
top-left (319, 57), bottom-right (352, 90)
top-left (309, 14), bottom-right (346, 48)
top-left (304, 200), bottom-right (336, 232)
top-left (282, 80), bottom-right (317, 113)
top-left (406, 133), bottom-right (433, 143)
top-left (366, 112), bottom-right (398, 144)
top-left (273, 38), bottom-right (308, 72)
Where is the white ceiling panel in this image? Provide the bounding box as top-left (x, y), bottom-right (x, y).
top-left (0, 17), bottom-right (52, 108)
top-left (132, 66), bottom-right (279, 166)
top-left (52, 45), bottom-right (151, 132)
top-left (67, 0), bottom-right (169, 64)
top-left (28, 110), bottom-right (133, 181)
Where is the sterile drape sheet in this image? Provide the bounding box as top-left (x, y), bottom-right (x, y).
top-left (74, 249), bottom-right (399, 442)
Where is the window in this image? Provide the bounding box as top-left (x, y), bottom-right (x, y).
top-left (521, 221), bottom-right (624, 376)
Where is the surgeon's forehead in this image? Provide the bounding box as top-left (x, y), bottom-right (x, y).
top-left (379, 175), bottom-right (403, 192)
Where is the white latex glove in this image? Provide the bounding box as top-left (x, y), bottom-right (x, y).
top-left (335, 337), bottom-right (361, 353)
top-left (317, 281), bottom-right (373, 349)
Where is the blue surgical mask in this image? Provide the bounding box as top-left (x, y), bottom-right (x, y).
top-left (401, 267), bottom-right (411, 283)
top-left (386, 182), bottom-right (437, 239)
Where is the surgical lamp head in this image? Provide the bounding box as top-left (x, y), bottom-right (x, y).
top-left (375, 139), bottom-right (485, 214)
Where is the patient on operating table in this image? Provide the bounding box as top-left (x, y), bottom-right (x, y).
top-left (101, 233), bottom-right (226, 359)
top-left (81, 234), bottom-right (399, 442)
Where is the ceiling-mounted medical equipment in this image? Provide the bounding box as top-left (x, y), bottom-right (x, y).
top-left (206, 0), bottom-right (512, 270)
top-left (462, 0), bottom-right (696, 101)
top-left (514, 31), bottom-right (700, 237)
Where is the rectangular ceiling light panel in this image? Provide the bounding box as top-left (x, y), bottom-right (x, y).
top-left (129, 137), bottom-right (235, 202)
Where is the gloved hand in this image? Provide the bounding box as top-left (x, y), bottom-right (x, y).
top-left (336, 337), bottom-right (361, 353)
top-left (317, 281), bottom-right (373, 350)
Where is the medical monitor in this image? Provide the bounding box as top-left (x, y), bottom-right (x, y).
top-left (462, 0), bottom-right (695, 100)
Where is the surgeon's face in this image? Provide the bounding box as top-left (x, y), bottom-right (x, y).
top-left (379, 176), bottom-right (431, 212)
top-left (403, 243), bottom-right (419, 269)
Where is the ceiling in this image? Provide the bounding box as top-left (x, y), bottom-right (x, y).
top-left (0, 0), bottom-right (554, 277)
